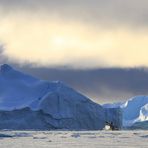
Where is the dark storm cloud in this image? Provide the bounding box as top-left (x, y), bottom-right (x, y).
top-left (0, 0), bottom-right (148, 27)
top-left (14, 65), bottom-right (148, 103)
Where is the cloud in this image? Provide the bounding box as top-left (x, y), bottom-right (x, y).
top-left (0, 0), bottom-right (148, 27)
top-left (0, 17), bottom-right (148, 68)
top-left (0, 0), bottom-right (148, 68)
top-left (15, 65), bottom-right (148, 103)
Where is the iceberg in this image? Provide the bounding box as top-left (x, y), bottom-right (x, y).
top-left (103, 96), bottom-right (148, 128)
top-left (0, 64), bottom-right (105, 130)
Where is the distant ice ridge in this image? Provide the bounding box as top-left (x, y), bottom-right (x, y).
top-left (0, 64), bottom-right (105, 130)
top-left (103, 96), bottom-right (148, 127)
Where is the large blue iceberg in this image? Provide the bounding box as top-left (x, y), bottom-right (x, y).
top-left (0, 64), bottom-right (105, 130)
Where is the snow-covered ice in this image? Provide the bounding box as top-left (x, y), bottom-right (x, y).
top-left (0, 130), bottom-right (147, 148)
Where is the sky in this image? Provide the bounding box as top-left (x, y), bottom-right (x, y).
top-left (0, 0), bottom-right (148, 102)
top-left (0, 0), bottom-right (148, 68)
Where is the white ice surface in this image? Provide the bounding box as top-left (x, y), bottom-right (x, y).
top-left (0, 130), bottom-right (147, 148)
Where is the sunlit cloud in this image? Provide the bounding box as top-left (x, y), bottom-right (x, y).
top-left (0, 0), bottom-right (148, 68)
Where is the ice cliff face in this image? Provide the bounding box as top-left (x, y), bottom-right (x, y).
top-left (0, 64), bottom-right (105, 130)
top-left (104, 107), bottom-right (122, 129)
top-left (103, 96), bottom-right (148, 128)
